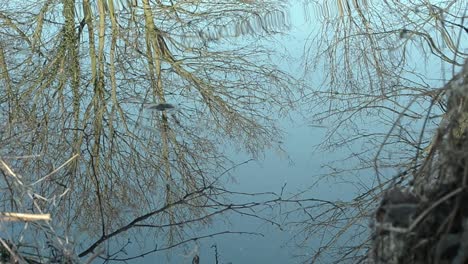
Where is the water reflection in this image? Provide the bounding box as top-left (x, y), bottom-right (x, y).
top-left (0, 0), bottom-right (297, 263)
top-left (1, 0), bottom-right (466, 263)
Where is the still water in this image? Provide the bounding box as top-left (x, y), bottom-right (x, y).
top-left (1, 1), bottom-right (464, 263)
top-left (118, 5), bottom-right (370, 262)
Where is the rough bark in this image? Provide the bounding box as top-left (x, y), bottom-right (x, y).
top-left (372, 60), bottom-right (468, 264)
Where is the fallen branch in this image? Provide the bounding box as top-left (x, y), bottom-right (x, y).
top-left (0, 213), bottom-right (51, 222)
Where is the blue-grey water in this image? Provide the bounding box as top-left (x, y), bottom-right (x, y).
top-left (100, 4), bottom-right (377, 263)
top-left (112, 114), bottom-right (374, 264)
top-left (126, 7), bottom-right (329, 263)
top-left (2, 1), bottom-right (464, 263)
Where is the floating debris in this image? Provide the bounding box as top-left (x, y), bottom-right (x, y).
top-left (399, 28), bottom-right (411, 39)
top-left (147, 103), bottom-right (175, 111)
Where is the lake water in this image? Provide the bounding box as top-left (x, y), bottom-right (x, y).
top-left (1, 1), bottom-right (465, 263)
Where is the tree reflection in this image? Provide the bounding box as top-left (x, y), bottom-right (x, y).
top-left (0, 0), bottom-right (297, 260)
top-left (297, 0), bottom-right (467, 262)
